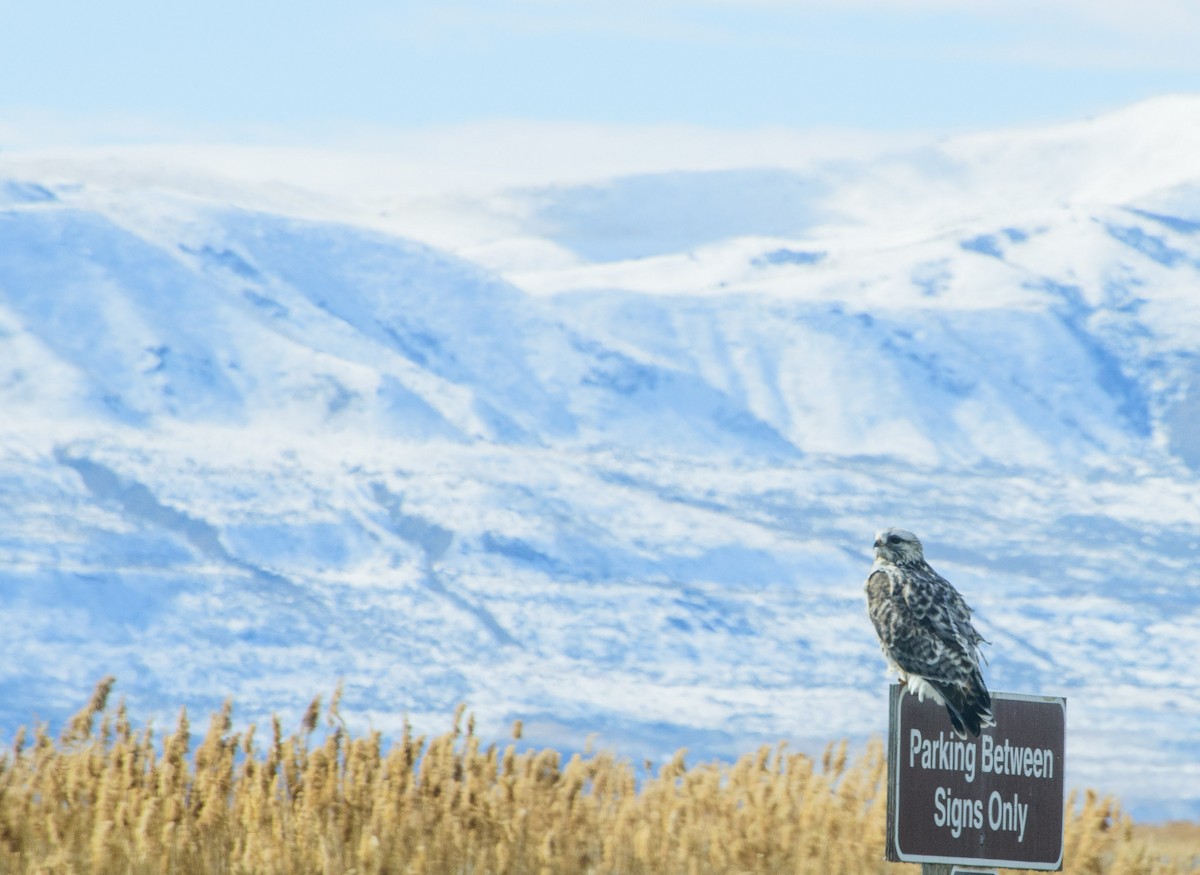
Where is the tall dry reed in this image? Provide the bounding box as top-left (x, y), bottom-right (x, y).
top-left (0, 679), bottom-right (1191, 874)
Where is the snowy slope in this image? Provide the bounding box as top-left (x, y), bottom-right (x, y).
top-left (2, 98), bottom-right (1200, 820)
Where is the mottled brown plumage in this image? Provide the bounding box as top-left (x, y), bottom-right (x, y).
top-left (865, 528), bottom-right (994, 738)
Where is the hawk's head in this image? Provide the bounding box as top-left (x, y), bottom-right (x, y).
top-left (873, 528), bottom-right (924, 564)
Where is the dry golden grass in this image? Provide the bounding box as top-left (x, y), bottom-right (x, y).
top-left (1131, 821), bottom-right (1200, 874)
top-left (0, 678), bottom-right (1192, 874)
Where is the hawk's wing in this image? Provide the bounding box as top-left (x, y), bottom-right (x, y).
top-left (918, 564), bottom-right (988, 658)
top-left (866, 566), bottom-right (959, 680)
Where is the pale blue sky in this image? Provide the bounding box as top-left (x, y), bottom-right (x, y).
top-left (5, 0), bottom-right (1200, 144)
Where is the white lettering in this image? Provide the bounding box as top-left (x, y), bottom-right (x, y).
top-left (934, 786), bottom-right (983, 838)
top-left (980, 735), bottom-right (1054, 780)
top-left (988, 790), bottom-right (1003, 830)
top-left (987, 791), bottom-right (1030, 842)
top-left (908, 728), bottom-right (977, 782)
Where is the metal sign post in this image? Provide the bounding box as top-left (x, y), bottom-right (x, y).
top-left (886, 684), bottom-right (1066, 871)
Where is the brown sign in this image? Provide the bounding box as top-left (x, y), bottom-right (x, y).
top-left (886, 685), bottom-right (1066, 870)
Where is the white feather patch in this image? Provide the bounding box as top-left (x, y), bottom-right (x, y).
top-left (905, 674), bottom-right (946, 707)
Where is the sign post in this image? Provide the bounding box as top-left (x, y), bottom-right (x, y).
top-left (886, 684), bottom-right (1066, 872)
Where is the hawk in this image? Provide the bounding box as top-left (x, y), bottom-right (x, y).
top-left (865, 528), bottom-right (995, 738)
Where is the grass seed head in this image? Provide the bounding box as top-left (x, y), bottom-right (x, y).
top-left (0, 682), bottom-right (1186, 875)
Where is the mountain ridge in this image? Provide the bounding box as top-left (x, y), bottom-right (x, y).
top-left (2, 99), bottom-right (1199, 819)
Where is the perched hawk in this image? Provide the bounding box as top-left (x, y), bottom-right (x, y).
top-left (865, 528), bottom-right (995, 738)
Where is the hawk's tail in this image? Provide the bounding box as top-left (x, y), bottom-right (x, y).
top-left (938, 671), bottom-right (995, 739)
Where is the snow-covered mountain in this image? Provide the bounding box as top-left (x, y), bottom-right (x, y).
top-left (2, 97), bottom-right (1200, 820)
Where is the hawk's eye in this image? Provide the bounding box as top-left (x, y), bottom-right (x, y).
top-left (887, 535), bottom-right (899, 544)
